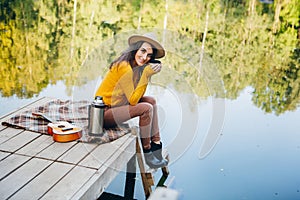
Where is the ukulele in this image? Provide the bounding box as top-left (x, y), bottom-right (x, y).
top-left (32, 112), bottom-right (82, 143)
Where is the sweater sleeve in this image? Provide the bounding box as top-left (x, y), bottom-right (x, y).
top-left (119, 64), bottom-right (155, 105)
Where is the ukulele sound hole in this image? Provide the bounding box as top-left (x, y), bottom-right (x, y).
top-left (58, 125), bottom-right (66, 128)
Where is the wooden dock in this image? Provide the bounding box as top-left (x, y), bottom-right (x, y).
top-left (0, 97), bottom-right (136, 200)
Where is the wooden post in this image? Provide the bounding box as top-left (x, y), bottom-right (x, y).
top-left (133, 126), bottom-right (171, 198)
top-left (136, 137), bottom-right (153, 198)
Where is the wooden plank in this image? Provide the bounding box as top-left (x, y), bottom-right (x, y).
top-left (41, 166), bottom-right (96, 200)
top-left (0, 151), bottom-right (10, 160)
top-left (16, 134), bottom-right (54, 157)
top-left (0, 97), bottom-right (139, 200)
top-left (106, 134), bottom-right (136, 172)
top-left (0, 154), bottom-right (31, 180)
top-left (36, 140), bottom-right (77, 160)
top-left (57, 142), bottom-right (97, 165)
top-left (0, 131), bottom-right (40, 153)
top-left (0, 124), bottom-right (7, 131)
top-left (9, 162), bottom-right (73, 200)
top-left (0, 157), bottom-right (52, 199)
top-left (78, 134), bottom-right (131, 169)
top-left (71, 134), bottom-right (136, 200)
top-left (0, 127), bottom-right (23, 144)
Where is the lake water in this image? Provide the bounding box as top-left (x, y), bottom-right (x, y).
top-left (1, 80), bottom-right (299, 200)
top-left (106, 85), bottom-right (300, 200)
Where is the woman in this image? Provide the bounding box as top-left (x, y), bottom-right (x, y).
top-left (95, 33), bottom-right (168, 168)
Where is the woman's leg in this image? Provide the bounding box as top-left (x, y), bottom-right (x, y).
top-left (103, 98), bottom-right (168, 168)
top-left (103, 102), bottom-right (154, 150)
top-left (140, 96), bottom-right (165, 161)
top-left (139, 96), bottom-right (160, 143)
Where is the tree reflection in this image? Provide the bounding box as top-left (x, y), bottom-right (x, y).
top-left (0, 0), bottom-right (299, 115)
top-left (253, 48), bottom-right (300, 115)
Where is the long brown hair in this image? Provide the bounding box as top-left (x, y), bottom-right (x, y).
top-left (109, 41), bottom-right (158, 69)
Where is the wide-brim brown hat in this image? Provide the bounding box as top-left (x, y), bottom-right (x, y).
top-left (128, 32), bottom-right (165, 59)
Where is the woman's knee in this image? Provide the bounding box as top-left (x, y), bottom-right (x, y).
top-left (136, 103), bottom-right (153, 125)
top-left (141, 96), bottom-right (156, 105)
top-left (138, 102), bottom-right (153, 113)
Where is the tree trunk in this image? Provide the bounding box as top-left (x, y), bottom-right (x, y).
top-left (137, 0), bottom-right (143, 30)
top-left (82, 0), bottom-right (96, 66)
top-left (162, 0), bottom-right (168, 45)
top-left (272, 0), bottom-right (282, 34)
top-left (199, 7), bottom-right (209, 78)
top-left (70, 0), bottom-right (77, 58)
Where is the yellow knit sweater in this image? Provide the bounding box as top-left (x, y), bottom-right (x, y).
top-left (95, 61), bottom-right (156, 107)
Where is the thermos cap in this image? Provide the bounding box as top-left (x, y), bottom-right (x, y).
top-left (93, 96), bottom-right (106, 108)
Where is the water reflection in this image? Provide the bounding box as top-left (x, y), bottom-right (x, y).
top-left (104, 86), bottom-right (300, 200)
top-left (1, 0), bottom-right (299, 115)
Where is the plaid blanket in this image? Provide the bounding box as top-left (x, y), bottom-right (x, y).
top-left (1, 99), bottom-right (131, 144)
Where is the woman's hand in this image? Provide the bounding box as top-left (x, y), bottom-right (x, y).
top-left (144, 63), bottom-right (162, 78)
top-left (149, 63), bottom-right (162, 74)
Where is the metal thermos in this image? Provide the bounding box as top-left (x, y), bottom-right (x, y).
top-left (88, 96), bottom-right (106, 136)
